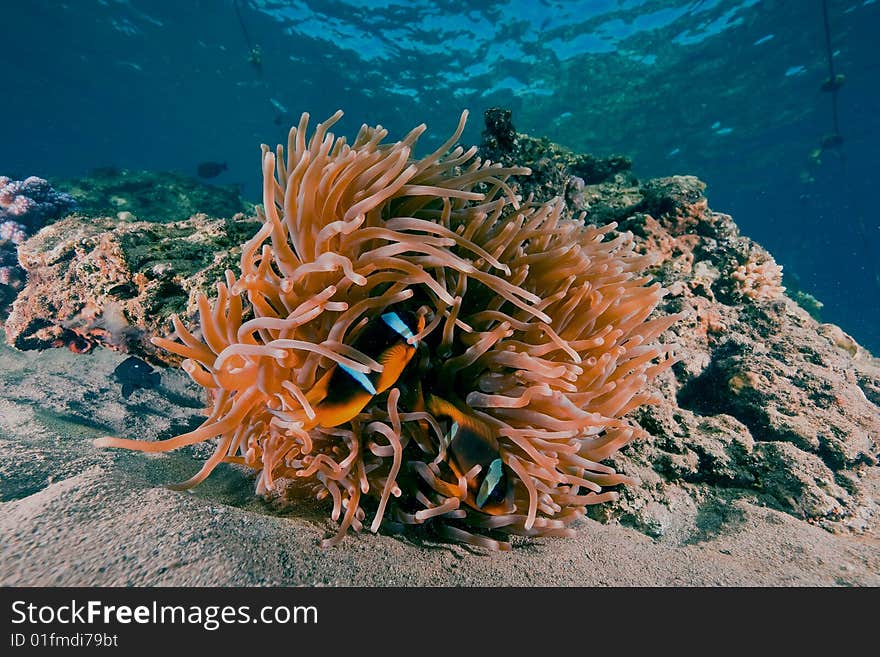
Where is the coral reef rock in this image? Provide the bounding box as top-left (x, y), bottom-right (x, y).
top-left (480, 106), bottom-right (634, 212)
top-left (481, 110), bottom-right (878, 538)
top-left (608, 183), bottom-right (879, 538)
top-left (54, 167), bottom-right (251, 222)
top-left (4, 213), bottom-right (260, 360)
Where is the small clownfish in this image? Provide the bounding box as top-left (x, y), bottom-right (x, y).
top-left (306, 310), bottom-right (425, 428)
top-left (427, 394), bottom-right (515, 515)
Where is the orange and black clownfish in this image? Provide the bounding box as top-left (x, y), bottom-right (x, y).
top-left (307, 310), bottom-right (425, 428)
top-left (426, 394), bottom-right (515, 515)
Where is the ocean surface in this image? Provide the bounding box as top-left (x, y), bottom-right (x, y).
top-left (3, 0), bottom-right (878, 351)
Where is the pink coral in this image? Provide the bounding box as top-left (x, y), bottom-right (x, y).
top-left (0, 220), bottom-right (28, 245)
top-left (0, 175), bottom-right (76, 230)
top-left (1, 176), bottom-right (76, 318)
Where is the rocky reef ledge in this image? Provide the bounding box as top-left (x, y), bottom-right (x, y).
top-left (482, 108), bottom-right (879, 538)
top-left (0, 110), bottom-right (877, 585)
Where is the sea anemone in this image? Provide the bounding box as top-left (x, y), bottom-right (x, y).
top-left (96, 110), bottom-right (678, 550)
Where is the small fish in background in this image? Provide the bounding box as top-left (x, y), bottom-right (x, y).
top-left (196, 161), bottom-right (227, 179)
top-left (269, 97), bottom-right (288, 114)
top-left (270, 97), bottom-right (291, 127)
top-left (820, 73), bottom-right (845, 93)
top-left (114, 356), bottom-right (160, 398)
top-left (248, 45), bottom-right (262, 70)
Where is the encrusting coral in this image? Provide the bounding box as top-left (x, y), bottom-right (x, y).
top-left (96, 110), bottom-right (679, 550)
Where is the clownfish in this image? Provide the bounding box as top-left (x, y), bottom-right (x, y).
top-left (426, 394), bottom-right (514, 515)
top-left (306, 310), bottom-right (425, 428)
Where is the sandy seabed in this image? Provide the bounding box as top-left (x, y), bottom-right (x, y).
top-left (1, 343), bottom-right (877, 587)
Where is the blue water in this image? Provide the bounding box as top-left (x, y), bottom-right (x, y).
top-left (2, 0), bottom-right (878, 351)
